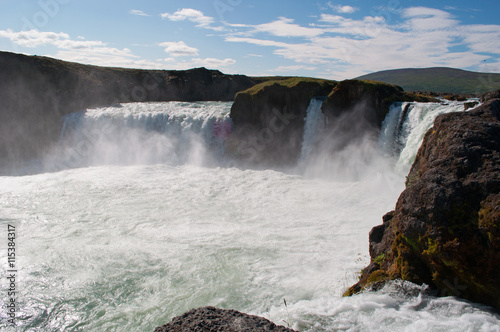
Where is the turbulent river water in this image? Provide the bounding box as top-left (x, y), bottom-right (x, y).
top-left (1, 101), bottom-right (499, 331)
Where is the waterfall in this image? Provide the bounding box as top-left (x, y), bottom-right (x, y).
top-left (54, 98), bottom-right (475, 175)
top-left (379, 100), bottom-right (476, 174)
top-left (299, 97), bottom-right (326, 162)
top-left (53, 101), bottom-right (233, 170)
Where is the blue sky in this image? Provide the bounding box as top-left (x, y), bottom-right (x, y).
top-left (1, 0), bottom-right (499, 79)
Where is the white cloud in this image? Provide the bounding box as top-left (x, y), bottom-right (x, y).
top-left (226, 6), bottom-right (500, 79)
top-left (52, 50), bottom-right (159, 69)
top-left (0, 29), bottom-right (105, 49)
top-left (403, 7), bottom-right (451, 19)
top-left (0, 29), bottom-right (236, 72)
top-left (402, 7), bottom-right (458, 31)
top-left (327, 2), bottom-right (358, 14)
top-left (459, 24), bottom-right (500, 54)
top-left (224, 22), bottom-right (252, 28)
top-left (225, 36), bottom-right (290, 47)
top-left (129, 9), bottom-right (150, 17)
top-left (0, 29), bottom-right (153, 69)
top-left (161, 8), bottom-right (223, 30)
top-left (3, 6), bottom-right (500, 79)
top-left (161, 8), bottom-right (210, 23)
top-left (0, 29), bottom-right (68, 48)
top-left (159, 41), bottom-right (199, 57)
top-left (191, 57), bottom-right (236, 67)
top-left (254, 17), bottom-right (324, 37)
top-left (319, 14), bottom-right (386, 37)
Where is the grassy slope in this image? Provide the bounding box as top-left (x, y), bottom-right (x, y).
top-left (356, 67), bottom-right (500, 94)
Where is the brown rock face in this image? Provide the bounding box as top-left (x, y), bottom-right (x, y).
top-left (154, 306), bottom-right (297, 332)
top-left (346, 98), bottom-right (500, 312)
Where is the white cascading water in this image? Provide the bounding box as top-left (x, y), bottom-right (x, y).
top-left (51, 101), bottom-right (233, 171)
top-left (379, 100), bottom-right (477, 174)
top-left (299, 97), bottom-right (326, 163)
top-left (1, 100), bottom-right (499, 331)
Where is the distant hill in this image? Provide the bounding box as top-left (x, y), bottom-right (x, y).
top-left (356, 67), bottom-right (500, 94)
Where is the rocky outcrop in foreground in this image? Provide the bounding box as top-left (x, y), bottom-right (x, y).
top-left (154, 306), bottom-right (297, 332)
top-left (346, 96), bottom-right (500, 312)
top-left (0, 51), bottom-right (255, 171)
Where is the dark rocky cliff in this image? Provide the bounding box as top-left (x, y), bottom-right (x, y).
top-left (346, 95), bottom-right (500, 312)
top-left (0, 51), bottom-right (255, 171)
top-left (0, 51), bottom-right (436, 172)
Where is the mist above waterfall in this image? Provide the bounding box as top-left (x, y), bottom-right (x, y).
top-left (298, 98), bottom-right (397, 182)
top-left (39, 102), bottom-right (232, 173)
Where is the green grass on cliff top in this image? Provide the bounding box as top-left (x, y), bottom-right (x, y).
top-left (242, 77), bottom-right (338, 96)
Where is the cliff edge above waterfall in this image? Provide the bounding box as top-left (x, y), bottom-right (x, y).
top-left (0, 51), bottom-right (255, 170)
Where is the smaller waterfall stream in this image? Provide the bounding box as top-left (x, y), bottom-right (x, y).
top-left (300, 97), bottom-right (326, 162)
top-left (379, 100), bottom-right (476, 174)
